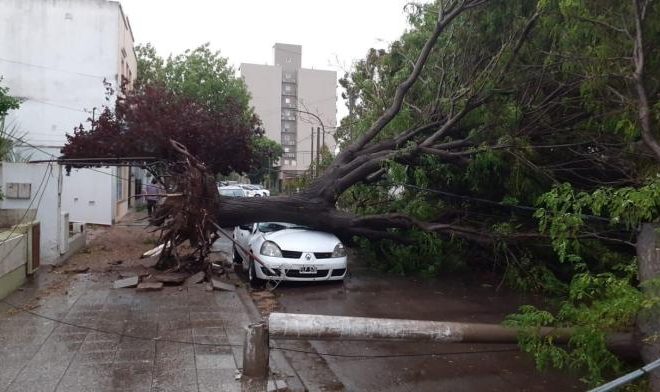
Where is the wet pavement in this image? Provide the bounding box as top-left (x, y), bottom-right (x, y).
top-left (272, 260), bottom-right (583, 391)
top-left (0, 218), bottom-right (293, 392)
top-left (0, 272), bottom-right (255, 392)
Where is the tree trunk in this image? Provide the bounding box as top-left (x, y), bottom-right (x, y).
top-left (636, 223), bottom-right (660, 391)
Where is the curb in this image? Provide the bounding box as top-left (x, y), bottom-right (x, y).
top-left (235, 283), bottom-right (307, 392)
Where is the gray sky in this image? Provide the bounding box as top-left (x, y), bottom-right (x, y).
top-left (119, 0), bottom-right (418, 120)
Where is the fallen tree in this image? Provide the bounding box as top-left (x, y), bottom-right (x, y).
top-left (61, 0), bottom-right (659, 386)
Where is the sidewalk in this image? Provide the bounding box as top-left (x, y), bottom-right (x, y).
top-left (0, 214), bottom-right (297, 392)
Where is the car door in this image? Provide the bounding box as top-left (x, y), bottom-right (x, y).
top-left (235, 223), bottom-right (256, 269)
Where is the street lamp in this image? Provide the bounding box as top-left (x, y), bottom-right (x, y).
top-left (291, 108), bottom-right (325, 175)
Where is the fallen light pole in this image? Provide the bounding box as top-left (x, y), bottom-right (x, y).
top-left (268, 313), bottom-right (634, 345)
top-left (242, 313), bottom-right (638, 381)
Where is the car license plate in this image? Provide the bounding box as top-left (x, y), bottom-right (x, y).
top-left (299, 266), bottom-right (317, 274)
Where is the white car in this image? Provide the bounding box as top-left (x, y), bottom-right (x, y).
top-left (250, 184), bottom-right (270, 197)
top-left (218, 186), bottom-right (247, 197)
top-left (233, 222), bottom-right (348, 285)
top-left (238, 184), bottom-right (269, 197)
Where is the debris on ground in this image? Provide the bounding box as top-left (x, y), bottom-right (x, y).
top-left (153, 272), bottom-right (189, 285)
top-left (113, 276), bottom-right (139, 289)
top-left (211, 278), bottom-right (236, 292)
top-left (251, 290), bottom-right (279, 315)
top-left (141, 243), bottom-right (164, 258)
top-left (140, 256), bottom-right (160, 268)
top-left (108, 260), bottom-right (123, 265)
top-left (185, 271), bottom-right (206, 286)
top-left (136, 282), bottom-right (164, 291)
top-left (63, 266), bottom-right (90, 274)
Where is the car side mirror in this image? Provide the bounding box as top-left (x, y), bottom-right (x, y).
top-left (239, 224), bottom-right (252, 231)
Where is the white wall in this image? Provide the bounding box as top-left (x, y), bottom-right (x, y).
top-left (0, 0), bottom-right (136, 225)
top-left (0, 163), bottom-right (62, 263)
top-left (0, 0), bottom-right (121, 147)
top-left (62, 167), bottom-right (113, 225)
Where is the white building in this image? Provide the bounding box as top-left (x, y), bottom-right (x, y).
top-left (241, 43), bottom-right (337, 180)
top-left (0, 0), bottom-right (137, 224)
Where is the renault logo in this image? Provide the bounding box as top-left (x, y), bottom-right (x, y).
top-left (305, 253), bottom-right (312, 261)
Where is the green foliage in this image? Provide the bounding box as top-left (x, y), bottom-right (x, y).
top-left (0, 120), bottom-right (31, 162)
top-left (355, 230), bottom-right (468, 276)
top-left (535, 179), bottom-right (660, 261)
top-left (0, 79), bottom-right (19, 119)
top-left (135, 43), bottom-right (252, 121)
top-left (248, 136), bottom-right (283, 184)
top-left (505, 265), bottom-right (656, 386)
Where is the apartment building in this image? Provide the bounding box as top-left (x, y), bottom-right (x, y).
top-left (241, 43), bottom-right (337, 179)
top-left (0, 0), bottom-right (137, 224)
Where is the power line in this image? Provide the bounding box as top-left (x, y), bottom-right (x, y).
top-left (0, 162), bottom-right (54, 265)
top-left (0, 297), bottom-right (522, 360)
top-left (19, 97), bottom-right (90, 113)
top-left (8, 134), bottom-right (135, 182)
top-left (0, 57), bottom-right (108, 80)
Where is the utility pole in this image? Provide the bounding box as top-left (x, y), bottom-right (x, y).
top-left (310, 126), bottom-right (314, 177)
top-left (316, 126), bottom-right (321, 171)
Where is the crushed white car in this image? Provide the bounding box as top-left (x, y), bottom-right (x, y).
top-left (233, 222), bottom-right (347, 285)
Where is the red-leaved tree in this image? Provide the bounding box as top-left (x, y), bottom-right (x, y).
top-left (61, 83), bottom-right (257, 175)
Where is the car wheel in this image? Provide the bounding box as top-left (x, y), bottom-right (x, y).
top-left (248, 259), bottom-right (265, 288)
top-left (232, 245), bottom-right (242, 264)
top-left (254, 194), bottom-right (262, 197)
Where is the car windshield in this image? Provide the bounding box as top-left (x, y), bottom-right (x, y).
top-left (257, 222), bottom-right (309, 233)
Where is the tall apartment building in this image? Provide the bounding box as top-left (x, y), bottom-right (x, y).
top-left (0, 0), bottom-right (137, 224)
top-left (241, 43), bottom-right (337, 179)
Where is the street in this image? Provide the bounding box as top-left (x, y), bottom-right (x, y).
top-left (263, 259), bottom-right (582, 391)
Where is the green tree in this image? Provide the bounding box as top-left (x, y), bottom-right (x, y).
top-left (135, 43), bottom-right (253, 123)
top-left (0, 79), bottom-right (19, 119)
top-left (247, 135), bottom-right (283, 185)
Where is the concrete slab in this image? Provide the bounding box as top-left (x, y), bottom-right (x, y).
top-left (136, 282), bottom-right (164, 291)
top-left (211, 278), bottom-right (236, 292)
top-left (113, 276), bottom-right (139, 289)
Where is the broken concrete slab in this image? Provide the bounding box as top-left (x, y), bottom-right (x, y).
top-left (136, 282), bottom-right (164, 291)
top-left (113, 276), bottom-right (139, 289)
top-left (153, 272), bottom-right (189, 285)
top-left (211, 278), bottom-right (236, 292)
top-left (140, 256), bottom-right (159, 268)
top-left (185, 271), bottom-right (206, 286)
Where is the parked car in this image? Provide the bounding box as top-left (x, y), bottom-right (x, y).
top-left (233, 222), bottom-right (347, 285)
top-left (251, 184), bottom-right (270, 197)
top-left (218, 185), bottom-right (247, 197)
top-left (238, 184), bottom-right (269, 197)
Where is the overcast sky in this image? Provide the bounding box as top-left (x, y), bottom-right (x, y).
top-left (119, 0), bottom-right (419, 120)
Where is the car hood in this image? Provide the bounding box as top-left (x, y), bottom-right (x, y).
top-left (263, 229), bottom-right (339, 252)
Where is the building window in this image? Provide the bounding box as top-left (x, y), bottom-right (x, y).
top-left (286, 57), bottom-right (292, 63)
top-left (291, 160), bottom-right (297, 166)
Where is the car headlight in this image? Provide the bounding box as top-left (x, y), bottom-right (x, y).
top-left (260, 241), bottom-right (282, 257)
top-left (332, 243), bottom-right (346, 257)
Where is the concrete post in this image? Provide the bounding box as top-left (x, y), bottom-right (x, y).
top-left (242, 322), bottom-right (269, 379)
top-left (636, 223), bottom-right (660, 391)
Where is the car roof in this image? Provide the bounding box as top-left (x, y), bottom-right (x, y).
top-left (219, 186), bottom-right (243, 190)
